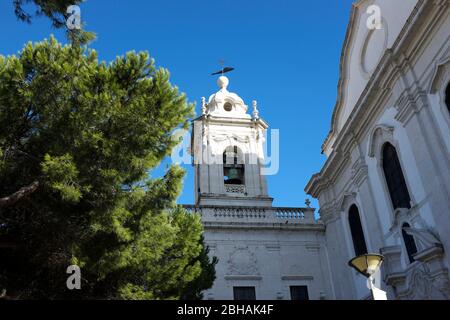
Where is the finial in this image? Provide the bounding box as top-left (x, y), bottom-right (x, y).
top-left (217, 76), bottom-right (229, 90)
top-left (305, 199), bottom-right (311, 208)
top-left (252, 100), bottom-right (259, 120)
top-left (201, 97), bottom-right (206, 115)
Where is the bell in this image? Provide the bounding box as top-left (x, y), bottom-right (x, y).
top-left (227, 168), bottom-right (240, 180)
top-left (226, 168), bottom-right (242, 184)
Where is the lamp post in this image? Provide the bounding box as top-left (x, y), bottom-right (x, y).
top-left (348, 253), bottom-right (387, 300)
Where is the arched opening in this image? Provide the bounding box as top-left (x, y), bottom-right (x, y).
top-left (402, 223), bottom-right (418, 263)
top-left (348, 204), bottom-right (368, 256)
top-left (445, 82), bottom-right (450, 114)
top-left (223, 146), bottom-right (245, 185)
top-left (382, 143), bottom-right (411, 210)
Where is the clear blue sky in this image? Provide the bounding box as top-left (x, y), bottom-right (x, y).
top-left (0, 0), bottom-right (354, 209)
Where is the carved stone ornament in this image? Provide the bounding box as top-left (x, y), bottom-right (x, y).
top-left (212, 134), bottom-right (250, 144)
top-left (409, 269), bottom-right (433, 300)
top-left (227, 246), bottom-right (259, 276)
top-left (368, 124), bottom-right (395, 158)
top-left (403, 227), bottom-right (442, 252)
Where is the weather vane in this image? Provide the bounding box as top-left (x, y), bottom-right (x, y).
top-left (211, 59), bottom-right (234, 76)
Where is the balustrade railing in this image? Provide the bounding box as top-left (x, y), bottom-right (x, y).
top-left (224, 184), bottom-right (246, 194)
top-left (183, 205), bottom-right (316, 224)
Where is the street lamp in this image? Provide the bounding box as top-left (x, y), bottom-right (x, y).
top-left (348, 253), bottom-right (387, 300)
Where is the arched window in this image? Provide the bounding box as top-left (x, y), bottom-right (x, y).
top-left (348, 204), bottom-right (368, 256)
top-left (223, 146), bottom-right (245, 185)
top-left (445, 82), bottom-right (450, 114)
top-left (402, 223), bottom-right (418, 263)
top-left (382, 143), bottom-right (411, 210)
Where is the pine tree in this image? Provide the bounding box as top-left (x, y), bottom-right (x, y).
top-left (0, 37), bottom-right (216, 299)
top-left (180, 236), bottom-right (218, 300)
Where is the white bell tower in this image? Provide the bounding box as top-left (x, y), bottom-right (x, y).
top-left (186, 76), bottom-right (329, 301)
top-left (191, 76), bottom-right (273, 207)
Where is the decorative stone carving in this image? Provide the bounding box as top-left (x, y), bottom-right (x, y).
top-left (227, 246), bottom-right (259, 276)
top-left (368, 124), bottom-right (395, 158)
top-left (206, 76), bottom-right (250, 118)
top-left (403, 227), bottom-right (442, 252)
top-left (225, 184), bottom-right (246, 194)
top-left (252, 100), bottom-right (259, 120)
top-left (212, 134), bottom-right (250, 144)
top-left (201, 96), bottom-right (207, 115)
top-left (409, 269), bottom-right (433, 300)
top-left (338, 192), bottom-right (357, 213)
top-left (359, 18), bottom-right (388, 77)
top-left (394, 90), bottom-right (425, 125)
top-left (428, 57), bottom-right (450, 94)
top-left (383, 226), bottom-right (450, 300)
top-left (389, 208), bottom-right (410, 231)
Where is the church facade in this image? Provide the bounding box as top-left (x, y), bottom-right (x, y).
top-left (305, 0), bottom-right (450, 300)
top-left (185, 76), bottom-right (334, 300)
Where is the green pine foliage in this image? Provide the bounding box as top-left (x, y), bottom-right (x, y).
top-left (180, 236), bottom-right (218, 300)
top-left (0, 36), bottom-right (216, 299)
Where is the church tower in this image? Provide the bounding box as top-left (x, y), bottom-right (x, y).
top-left (186, 76), bottom-right (330, 301)
top-left (191, 75), bottom-right (273, 207)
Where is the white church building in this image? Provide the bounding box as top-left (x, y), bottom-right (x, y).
top-left (185, 0), bottom-right (450, 300)
top-left (305, 0), bottom-right (450, 300)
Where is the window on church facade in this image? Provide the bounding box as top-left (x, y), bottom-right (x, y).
top-left (402, 223), bottom-right (418, 264)
top-left (382, 143), bottom-right (411, 210)
top-left (223, 146), bottom-right (245, 185)
top-left (348, 204), bottom-right (368, 256)
top-left (446, 82), bottom-right (450, 114)
top-left (233, 287), bottom-right (256, 300)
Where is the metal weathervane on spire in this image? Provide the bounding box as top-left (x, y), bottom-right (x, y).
top-left (211, 59), bottom-right (234, 76)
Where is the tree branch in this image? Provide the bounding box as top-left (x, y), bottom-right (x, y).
top-left (0, 181), bottom-right (39, 209)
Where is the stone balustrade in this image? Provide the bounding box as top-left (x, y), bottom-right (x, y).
top-left (183, 205), bottom-right (317, 225)
top-left (224, 184), bottom-right (246, 194)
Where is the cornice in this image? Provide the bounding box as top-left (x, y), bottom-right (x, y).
top-left (202, 115), bottom-right (269, 129)
top-left (202, 221), bottom-right (325, 232)
top-left (323, 2), bottom-right (361, 153)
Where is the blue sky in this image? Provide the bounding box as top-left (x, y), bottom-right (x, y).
top-left (0, 0), bottom-right (354, 209)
